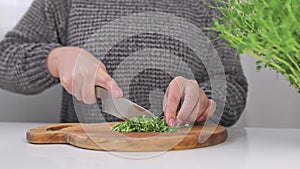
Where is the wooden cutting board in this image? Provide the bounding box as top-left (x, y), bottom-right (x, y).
top-left (26, 122), bottom-right (227, 152)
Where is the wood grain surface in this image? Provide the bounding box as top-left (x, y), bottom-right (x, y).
top-left (26, 122), bottom-right (227, 152)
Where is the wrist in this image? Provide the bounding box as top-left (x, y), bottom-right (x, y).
top-left (47, 46), bottom-right (83, 77)
top-left (47, 47), bottom-right (60, 77)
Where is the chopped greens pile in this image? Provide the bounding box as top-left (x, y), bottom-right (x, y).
top-left (210, 0), bottom-right (300, 92)
top-left (111, 115), bottom-right (190, 133)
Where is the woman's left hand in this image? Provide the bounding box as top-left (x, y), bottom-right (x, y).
top-left (163, 76), bottom-right (216, 126)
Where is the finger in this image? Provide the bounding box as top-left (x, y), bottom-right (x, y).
top-left (164, 79), bottom-right (183, 126)
top-left (95, 67), bottom-right (123, 98)
top-left (176, 84), bottom-right (199, 125)
top-left (60, 78), bottom-right (72, 95)
top-left (60, 72), bottom-right (74, 96)
top-left (198, 88), bottom-right (209, 116)
top-left (163, 90), bottom-right (168, 113)
top-left (186, 101), bottom-right (200, 124)
top-left (193, 88), bottom-right (209, 122)
top-left (82, 49), bottom-right (107, 72)
top-left (197, 99), bottom-right (216, 122)
top-left (73, 74), bottom-right (83, 101)
top-left (207, 100), bottom-right (216, 118)
top-left (98, 61), bottom-right (107, 72)
top-left (81, 76), bottom-right (97, 104)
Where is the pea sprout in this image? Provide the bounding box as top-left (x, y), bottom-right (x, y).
top-left (209, 0), bottom-right (300, 92)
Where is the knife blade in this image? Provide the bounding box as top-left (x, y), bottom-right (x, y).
top-left (95, 86), bottom-right (155, 120)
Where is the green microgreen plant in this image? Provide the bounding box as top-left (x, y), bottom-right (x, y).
top-left (111, 115), bottom-right (191, 133)
top-left (209, 0), bottom-right (300, 92)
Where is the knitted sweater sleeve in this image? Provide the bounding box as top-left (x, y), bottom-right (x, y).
top-left (0, 0), bottom-right (69, 94)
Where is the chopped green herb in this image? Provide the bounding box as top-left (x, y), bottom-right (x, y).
top-left (111, 115), bottom-right (191, 133)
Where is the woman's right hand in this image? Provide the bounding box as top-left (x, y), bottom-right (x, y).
top-left (47, 47), bottom-right (123, 104)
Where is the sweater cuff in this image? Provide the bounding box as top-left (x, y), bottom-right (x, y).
top-left (19, 43), bottom-right (61, 94)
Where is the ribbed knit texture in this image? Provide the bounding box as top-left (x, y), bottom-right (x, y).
top-left (0, 0), bottom-right (248, 127)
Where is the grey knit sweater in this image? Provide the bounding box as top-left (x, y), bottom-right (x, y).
top-left (0, 0), bottom-right (248, 126)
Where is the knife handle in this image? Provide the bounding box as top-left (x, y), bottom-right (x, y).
top-left (95, 86), bottom-right (110, 100)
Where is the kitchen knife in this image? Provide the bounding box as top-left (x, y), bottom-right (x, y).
top-left (95, 86), bottom-right (155, 120)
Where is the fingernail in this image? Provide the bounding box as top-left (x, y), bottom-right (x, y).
top-left (197, 115), bottom-right (206, 122)
top-left (209, 100), bottom-right (217, 116)
top-left (114, 89), bottom-right (123, 98)
top-left (175, 119), bottom-right (183, 126)
top-left (168, 118), bottom-right (175, 126)
top-left (212, 101), bottom-right (216, 112)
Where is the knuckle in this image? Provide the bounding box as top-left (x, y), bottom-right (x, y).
top-left (187, 92), bottom-right (199, 102)
top-left (83, 97), bottom-right (94, 104)
top-left (97, 71), bottom-right (112, 84)
top-left (72, 73), bottom-right (83, 82)
top-left (98, 62), bottom-right (107, 72)
top-left (82, 92), bottom-right (95, 104)
top-left (200, 92), bottom-right (208, 102)
top-left (185, 89), bottom-right (199, 101)
top-left (199, 98), bottom-right (209, 112)
top-left (199, 101), bottom-right (208, 112)
top-left (189, 80), bottom-right (199, 87)
top-left (61, 76), bottom-right (72, 86)
top-left (187, 80), bottom-right (200, 90)
top-left (168, 94), bottom-right (180, 103)
top-left (74, 93), bottom-right (82, 101)
top-left (174, 76), bottom-right (184, 82)
top-left (61, 77), bottom-right (73, 93)
top-left (82, 95), bottom-right (90, 103)
top-left (81, 67), bottom-right (94, 78)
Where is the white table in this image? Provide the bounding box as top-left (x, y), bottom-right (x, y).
top-left (0, 122), bottom-right (300, 169)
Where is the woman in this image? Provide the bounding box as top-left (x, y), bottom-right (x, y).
top-left (0, 0), bottom-right (248, 126)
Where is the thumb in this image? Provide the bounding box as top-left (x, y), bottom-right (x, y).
top-left (95, 68), bottom-right (123, 98)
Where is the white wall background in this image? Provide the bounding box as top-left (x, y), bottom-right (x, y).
top-left (0, 0), bottom-right (299, 127)
top-left (238, 56), bottom-right (300, 128)
top-left (0, 0), bottom-right (62, 123)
